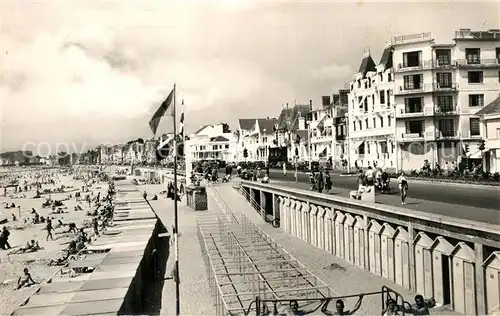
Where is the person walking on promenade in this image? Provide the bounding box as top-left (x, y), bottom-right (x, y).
top-left (324, 170), bottom-right (332, 193)
top-left (397, 171), bottom-right (409, 205)
top-left (283, 162), bottom-right (287, 176)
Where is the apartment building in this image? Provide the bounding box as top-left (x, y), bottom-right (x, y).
top-left (237, 118), bottom-right (277, 162)
top-left (348, 47), bottom-right (396, 170)
top-left (477, 95), bottom-right (500, 173)
top-left (331, 90), bottom-right (349, 167)
top-left (392, 30), bottom-right (500, 170)
top-left (187, 123), bottom-right (237, 162)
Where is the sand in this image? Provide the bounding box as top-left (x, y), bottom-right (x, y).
top-left (0, 169), bottom-right (107, 315)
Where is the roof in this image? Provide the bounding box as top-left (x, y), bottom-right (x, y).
top-left (357, 53), bottom-right (377, 77)
top-left (193, 125), bottom-right (210, 135)
top-left (455, 30), bottom-right (500, 41)
top-left (379, 46), bottom-right (393, 69)
top-left (476, 95), bottom-right (500, 116)
top-left (238, 119), bottom-right (256, 131)
top-left (210, 136), bottom-right (229, 142)
top-left (257, 118), bottom-right (278, 134)
top-left (277, 104), bottom-right (311, 131)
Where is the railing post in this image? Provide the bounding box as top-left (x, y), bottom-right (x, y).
top-left (474, 242), bottom-right (486, 315)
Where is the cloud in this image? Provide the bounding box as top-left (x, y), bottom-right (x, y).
top-left (312, 64), bottom-right (354, 80)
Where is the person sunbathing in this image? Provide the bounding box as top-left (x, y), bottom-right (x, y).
top-left (49, 241), bottom-right (77, 266)
top-left (16, 268), bottom-right (36, 290)
top-left (12, 240), bottom-right (41, 254)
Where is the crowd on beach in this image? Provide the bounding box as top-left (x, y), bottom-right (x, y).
top-left (0, 167), bottom-right (117, 314)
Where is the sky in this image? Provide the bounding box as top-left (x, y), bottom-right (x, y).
top-left (1, 0), bottom-right (499, 155)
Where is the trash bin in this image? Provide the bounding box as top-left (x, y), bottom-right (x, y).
top-left (185, 185), bottom-right (207, 211)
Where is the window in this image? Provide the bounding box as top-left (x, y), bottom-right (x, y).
top-left (225, 144), bottom-right (229, 149)
top-left (496, 48), bottom-right (500, 62)
top-left (358, 121), bottom-right (362, 130)
top-left (403, 51), bottom-right (422, 67)
top-left (380, 117), bottom-right (384, 128)
top-left (469, 94), bottom-right (484, 107)
top-left (388, 73), bottom-right (392, 82)
top-left (388, 116), bottom-right (391, 126)
top-left (353, 121), bottom-right (356, 131)
top-left (379, 73), bottom-right (383, 82)
top-left (403, 74), bottom-right (423, 90)
top-left (439, 119), bottom-right (455, 137)
top-left (262, 137), bottom-right (267, 143)
top-left (404, 97), bottom-right (423, 113)
top-left (437, 96), bottom-right (454, 112)
top-left (373, 118), bottom-right (376, 128)
top-left (363, 98), bottom-right (368, 112)
top-left (435, 49), bottom-right (451, 66)
top-left (358, 142), bottom-right (365, 155)
top-left (380, 142), bottom-right (388, 154)
top-left (437, 73), bottom-right (452, 88)
top-left (365, 118), bottom-right (369, 129)
top-left (379, 90), bottom-right (385, 104)
top-left (406, 120), bottom-right (424, 135)
top-left (468, 71), bottom-right (483, 84)
top-left (465, 48), bottom-right (480, 64)
top-left (469, 118), bottom-right (480, 136)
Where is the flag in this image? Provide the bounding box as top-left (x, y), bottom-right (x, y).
top-left (149, 87), bottom-right (175, 136)
top-left (178, 99), bottom-right (184, 140)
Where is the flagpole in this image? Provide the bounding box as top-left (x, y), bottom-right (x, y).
top-left (172, 83), bottom-right (181, 316)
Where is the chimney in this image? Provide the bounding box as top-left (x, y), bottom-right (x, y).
top-left (309, 99), bottom-right (312, 109)
top-left (332, 94), bottom-right (340, 106)
top-left (339, 89), bottom-right (349, 106)
top-left (322, 96), bottom-right (331, 106)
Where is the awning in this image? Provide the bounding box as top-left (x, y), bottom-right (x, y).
top-left (350, 140), bottom-right (364, 149)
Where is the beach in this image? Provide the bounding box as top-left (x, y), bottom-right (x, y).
top-left (0, 168), bottom-right (107, 315)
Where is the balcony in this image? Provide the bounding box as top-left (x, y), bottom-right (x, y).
top-left (435, 106), bottom-right (459, 116)
top-left (399, 131), bottom-right (435, 142)
top-left (394, 83), bottom-right (433, 96)
top-left (399, 132), bottom-right (424, 142)
top-left (436, 131), bottom-right (460, 141)
top-left (456, 59), bottom-right (500, 68)
top-left (433, 60), bottom-right (457, 69)
top-left (432, 83), bottom-right (458, 92)
top-left (311, 135), bottom-right (334, 144)
top-left (397, 105), bottom-right (434, 118)
top-left (395, 60), bottom-right (433, 72)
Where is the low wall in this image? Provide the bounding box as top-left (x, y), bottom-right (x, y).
top-left (238, 180), bottom-right (500, 315)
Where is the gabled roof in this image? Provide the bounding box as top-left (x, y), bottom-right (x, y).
top-left (257, 118), bottom-right (278, 134)
top-left (238, 119), bottom-right (256, 131)
top-left (379, 46), bottom-right (393, 69)
top-left (277, 104), bottom-right (311, 131)
top-left (476, 95), bottom-right (500, 116)
top-left (210, 136), bottom-right (229, 142)
top-left (193, 125), bottom-right (210, 135)
top-left (358, 54), bottom-right (377, 78)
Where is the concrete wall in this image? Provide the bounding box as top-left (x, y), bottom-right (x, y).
top-left (240, 181), bottom-right (500, 315)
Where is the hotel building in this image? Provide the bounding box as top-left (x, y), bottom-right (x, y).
top-left (348, 47), bottom-right (396, 171)
top-left (392, 30), bottom-right (500, 170)
top-left (187, 123), bottom-right (238, 162)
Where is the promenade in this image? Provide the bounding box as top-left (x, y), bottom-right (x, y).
top-left (143, 179), bottom-right (460, 315)
top-left (271, 179), bottom-right (500, 224)
top-left (266, 169), bottom-right (500, 211)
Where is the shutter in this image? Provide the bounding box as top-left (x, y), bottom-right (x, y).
top-left (403, 53), bottom-right (408, 67)
top-left (418, 51), bottom-right (422, 66)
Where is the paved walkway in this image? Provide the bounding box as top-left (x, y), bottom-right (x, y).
top-left (272, 180), bottom-right (500, 224)
top-left (140, 184), bottom-right (217, 316)
top-left (211, 183), bottom-right (459, 315)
